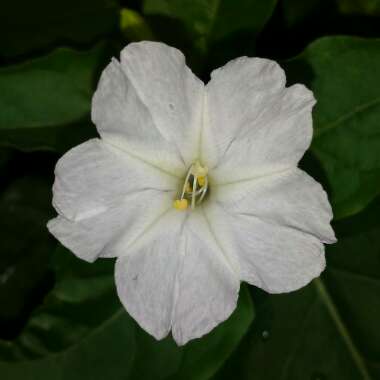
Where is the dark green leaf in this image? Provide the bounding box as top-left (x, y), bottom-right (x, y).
top-left (337, 0), bottom-right (380, 16)
top-left (143, 0), bottom-right (278, 68)
top-left (169, 285), bottom-right (254, 380)
top-left (144, 0), bottom-right (277, 43)
top-left (0, 176), bottom-right (55, 338)
top-left (285, 37), bottom-right (380, 219)
top-left (0, 149), bottom-right (12, 171)
top-left (281, 0), bottom-right (324, 27)
top-left (214, 199), bottom-right (380, 380)
top-left (0, 0), bottom-right (119, 57)
top-left (120, 8), bottom-right (155, 41)
top-left (0, 246), bottom-right (254, 380)
top-left (0, 247), bottom-right (164, 379)
top-left (0, 45), bottom-right (105, 152)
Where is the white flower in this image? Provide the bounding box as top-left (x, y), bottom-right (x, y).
top-left (48, 41), bottom-right (336, 345)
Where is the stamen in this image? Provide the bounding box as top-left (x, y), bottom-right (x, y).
top-left (191, 175), bottom-right (197, 209)
top-left (198, 176), bottom-right (208, 203)
top-left (173, 199), bottom-right (188, 210)
top-left (174, 161), bottom-right (209, 211)
top-left (198, 176), bottom-right (206, 187)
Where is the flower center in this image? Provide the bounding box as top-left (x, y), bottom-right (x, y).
top-left (173, 161), bottom-right (209, 211)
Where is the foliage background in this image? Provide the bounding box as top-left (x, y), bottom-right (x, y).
top-left (0, 0), bottom-right (379, 379)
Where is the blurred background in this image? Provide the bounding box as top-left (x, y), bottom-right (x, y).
top-left (0, 0), bottom-right (379, 379)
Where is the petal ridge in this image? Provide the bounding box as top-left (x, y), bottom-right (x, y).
top-left (213, 167), bottom-right (336, 244)
top-left (119, 41), bottom-right (205, 166)
top-left (203, 56), bottom-right (316, 181)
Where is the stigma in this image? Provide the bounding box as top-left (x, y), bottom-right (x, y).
top-left (173, 161), bottom-right (209, 210)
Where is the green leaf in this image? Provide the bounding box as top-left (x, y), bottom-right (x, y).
top-left (337, 0), bottom-right (380, 16)
top-left (0, 45), bottom-right (105, 152)
top-left (120, 8), bottom-right (155, 41)
top-left (0, 246), bottom-right (254, 380)
top-left (284, 37), bottom-right (380, 219)
top-left (281, 0), bottom-right (325, 27)
top-left (0, 0), bottom-right (119, 57)
top-left (144, 0), bottom-right (277, 42)
top-left (214, 198), bottom-right (380, 380)
top-left (0, 176), bottom-right (55, 338)
top-left (143, 0), bottom-right (277, 66)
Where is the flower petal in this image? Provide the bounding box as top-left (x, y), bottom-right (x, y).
top-left (171, 211), bottom-right (240, 345)
top-left (48, 138), bottom-right (177, 261)
top-left (47, 189), bottom-right (172, 262)
top-left (214, 168), bottom-right (336, 244)
top-left (206, 203), bottom-right (326, 293)
top-left (203, 57), bottom-right (315, 182)
top-left (115, 210), bottom-right (240, 345)
top-left (92, 41), bottom-right (204, 171)
top-left (115, 210), bottom-right (187, 340)
top-left (51, 138), bottom-right (177, 222)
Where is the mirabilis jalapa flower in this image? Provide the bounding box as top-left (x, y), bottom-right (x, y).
top-left (48, 41), bottom-right (336, 345)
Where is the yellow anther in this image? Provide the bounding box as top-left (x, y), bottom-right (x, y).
top-left (173, 199), bottom-right (188, 210)
top-left (198, 176), bottom-right (206, 187)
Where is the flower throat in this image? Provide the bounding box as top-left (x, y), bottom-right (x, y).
top-left (174, 161), bottom-right (208, 210)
